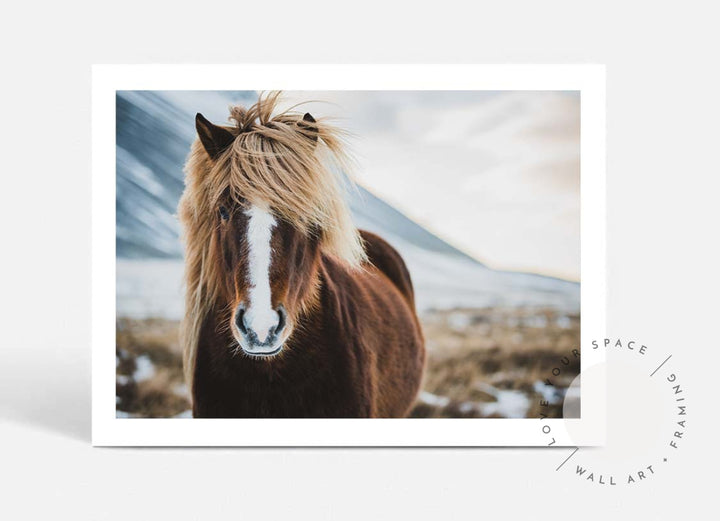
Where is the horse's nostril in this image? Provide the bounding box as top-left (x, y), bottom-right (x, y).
top-left (275, 305), bottom-right (287, 334)
top-left (236, 307), bottom-right (248, 334)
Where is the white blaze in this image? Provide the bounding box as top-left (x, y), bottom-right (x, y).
top-left (244, 205), bottom-right (277, 342)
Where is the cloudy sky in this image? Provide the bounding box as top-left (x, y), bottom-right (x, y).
top-left (279, 91), bottom-right (580, 281)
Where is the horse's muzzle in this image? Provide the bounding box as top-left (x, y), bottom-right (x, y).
top-left (233, 304), bottom-right (288, 357)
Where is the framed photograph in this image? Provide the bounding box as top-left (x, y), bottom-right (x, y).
top-left (92, 64), bottom-right (606, 446)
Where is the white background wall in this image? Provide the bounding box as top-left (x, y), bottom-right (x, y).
top-left (1, 1), bottom-right (718, 519)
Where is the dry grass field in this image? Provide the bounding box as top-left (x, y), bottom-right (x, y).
top-left (116, 307), bottom-right (580, 419)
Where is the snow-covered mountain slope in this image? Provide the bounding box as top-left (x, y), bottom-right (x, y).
top-left (116, 91), bottom-right (579, 317)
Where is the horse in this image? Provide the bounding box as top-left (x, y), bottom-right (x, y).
top-left (178, 93), bottom-right (425, 418)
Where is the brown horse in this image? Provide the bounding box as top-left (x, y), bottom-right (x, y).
top-left (178, 93), bottom-right (425, 418)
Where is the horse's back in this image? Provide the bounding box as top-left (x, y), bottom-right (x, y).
top-left (358, 230), bottom-right (425, 417)
top-left (360, 230), bottom-right (416, 308)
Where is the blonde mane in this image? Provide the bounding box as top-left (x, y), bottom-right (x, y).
top-left (178, 92), bottom-right (366, 387)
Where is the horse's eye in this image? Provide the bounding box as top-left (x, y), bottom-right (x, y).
top-left (219, 206), bottom-right (229, 221)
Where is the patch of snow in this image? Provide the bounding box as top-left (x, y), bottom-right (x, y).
top-left (133, 355), bottom-right (155, 383)
top-left (533, 381), bottom-right (563, 404)
top-left (419, 385), bottom-right (531, 418)
top-left (458, 402), bottom-right (475, 414)
top-left (417, 391), bottom-right (450, 408)
top-left (173, 410), bottom-right (193, 418)
top-left (473, 383), bottom-right (531, 418)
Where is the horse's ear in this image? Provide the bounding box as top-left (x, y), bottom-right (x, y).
top-left (297, 112), bottom-right (318, 146)
top-left (195, 113), bottom-right (235, 159)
